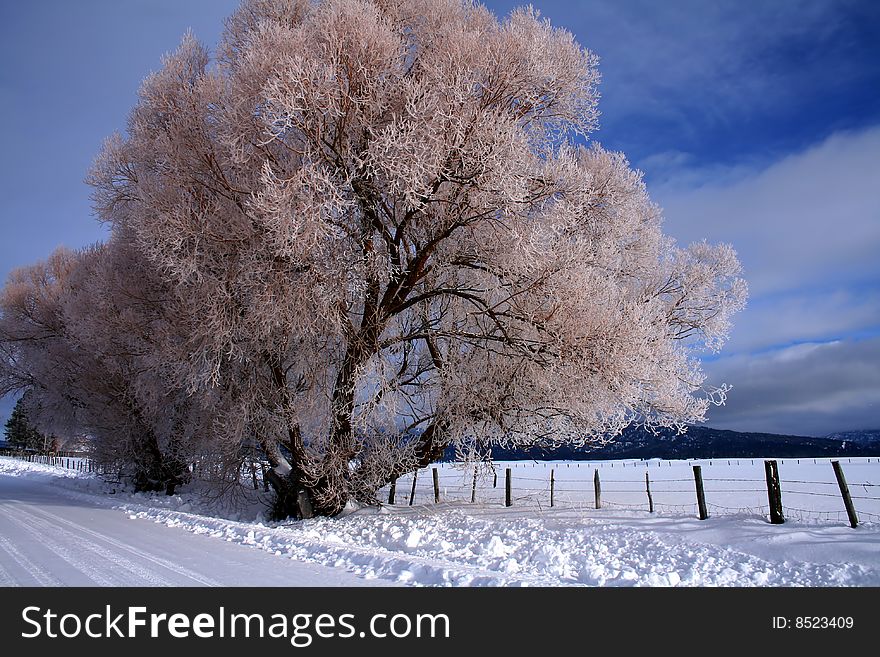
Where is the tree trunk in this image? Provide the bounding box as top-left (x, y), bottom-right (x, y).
top-left (264, 422), bottom-right (448, 520)
top-left (266, 467), bottom-right (319, 520)
top-left (131, 429), bottom-right (190, 495)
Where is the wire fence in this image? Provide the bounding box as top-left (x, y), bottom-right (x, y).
top-left (8, 452), bottom-right (99, 474)
top-left (382, 457), bottom-right (880, 529)
top-left (5, 452), bottom-right (879, 528)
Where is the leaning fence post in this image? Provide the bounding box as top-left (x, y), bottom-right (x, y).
top-left (693, 465), bottom-right (708, 520)
top-left (594, 470), bottom-right (601, 509)
top-left (550, 469), bottom-right (555, 508)
top-left (505, 468), bottom-right (512, 507)
top-left (471, 466), bottom-right (478, 503)
top-left (432, 467), bottom-right (440, 504)
top-left (646, 470), bottom-right (654, 513)
top-left (764, 460), bottom-right (784, 524)
top-left (409, 470), bottom-right (418, 506)
top-left (388, 476), bottom-right (397, 505)
top-left (831, 460), bottom-right (859, 528)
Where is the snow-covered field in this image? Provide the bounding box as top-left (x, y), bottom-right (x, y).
top-left (1, 455), bottom-right (878, 587)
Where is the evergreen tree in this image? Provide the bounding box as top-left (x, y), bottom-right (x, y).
top-left (3, 398), bottom-right (45, 450)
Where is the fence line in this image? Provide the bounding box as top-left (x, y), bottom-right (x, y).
top-left (4, 452), bottom-right (878, 528)
top-left (385, 458), bottom-right (879, 529)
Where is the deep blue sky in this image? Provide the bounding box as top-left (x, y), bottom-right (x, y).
top-left (1, 0), bottom-right (878, 436)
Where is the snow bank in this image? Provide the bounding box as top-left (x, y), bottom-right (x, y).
top-left (0, 457), bottom-right (84, 480)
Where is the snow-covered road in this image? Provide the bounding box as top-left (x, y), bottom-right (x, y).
top-left (0, 475), bottom-right (390, 587)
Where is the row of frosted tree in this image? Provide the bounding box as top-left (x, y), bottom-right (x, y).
top-left (0, 0), bottom-right (746, 518)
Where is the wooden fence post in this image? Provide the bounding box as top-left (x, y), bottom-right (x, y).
top-left (550, 469), bottom-right (555, 508)
top-left (764, 460), bottom-right (784, 524)
top-left (260, 463), bottom-right (269, 492)
top-left (409, 470), bottom-right (418, 506)
top-left (505, 468), bottom-right (512, 507)
top-left (471, 466), bottom-right (478, 503)
top-left (693, 465), bottom-right (708, 520)
top-left (433, 467), bottom-right (440, 504)
top-left (594, 470), bottom-right (601, 509)
top-left (388, 477), bottom-right (396, 505)
top-left (250, 461), bottom-right (259, 490)
top-left (831, 460), bottom-right (859, 528)
top-left (646, 471), bottom-right (654, 513)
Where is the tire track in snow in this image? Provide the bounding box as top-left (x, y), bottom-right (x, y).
top-left (0, 534), bottom-right (64, 586)
top-left (0, 503), bottom-right (146, 586)
top-left (29, 505), bottom-right (222, 587)
top-left (0, 508), bottom-right (17, 584)
top-left (0, 563), bottom-right (16, 586)
top-left (0, 503), bottom-right (176, 586)
top-left (0, 550), bottom-right (19, 586)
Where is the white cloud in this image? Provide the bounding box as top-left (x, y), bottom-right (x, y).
top-left (652, 124), bottom-right (880, 298)
top-left (703, 337), bottom-right (880, 436)
top-left (770, 341), bottom-right (840, 363)
top-left (562, 0), bottom-right (864, 132)
top-left (718, 287), bottom-right (880, 355)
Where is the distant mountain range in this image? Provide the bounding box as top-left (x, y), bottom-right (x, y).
top-left (823, 430), bottom-right (880, 445)
top-left (3, 428), bottom-right (878, 461)
top-left (442, 427), bottom-right (880, 461)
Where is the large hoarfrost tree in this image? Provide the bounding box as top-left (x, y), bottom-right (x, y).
top-left (87, 0), bottom-right (746, 517)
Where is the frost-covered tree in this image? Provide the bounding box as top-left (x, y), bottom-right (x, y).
top-left (86, 0), bottom-right (746, 517)
top-left (0, 249), bottom-right (85, 435)
top-left (0, 243), bottom-right (201, 493)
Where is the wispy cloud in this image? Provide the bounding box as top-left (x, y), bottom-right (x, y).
top-left (508, 0), bottom-right (880, 164)
top-left (653, 125), bottom-right (880, 298)
top-left (583, 0), bottom-right (862, 113)
top-left (704, 337), bottom-right (880, 436)
top-left (719, 289), bottom-right (880, 355)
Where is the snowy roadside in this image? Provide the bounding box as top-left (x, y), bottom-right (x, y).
top-left (2, 457), bottom-right (878, 587)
